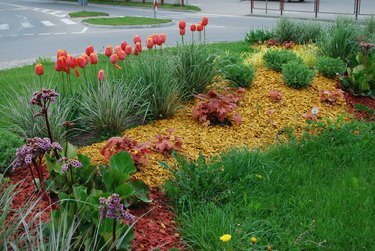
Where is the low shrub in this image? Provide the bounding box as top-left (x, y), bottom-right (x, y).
top-left (245, 28), bottom-right (274, 44)
top-left (174, 43), bottom-right (216, 100)
top-left (222, 64), bottom-right (256, 88)
top-left (282, 61), bottom-right (315, 88)
top-left (316, 56), bottom-right (347, 78)
top-left (0, 129), bottom-right (24, 173)
top-left (273, 17), bottom-right (298, 43)
top-left (263, 50), bottom-right (302, 72)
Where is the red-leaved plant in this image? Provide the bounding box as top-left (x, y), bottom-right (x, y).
top-left (283, 41), bottom-right (296, 49)
top-left (269, 90), bottom-right (282, 102)
top-left (151, 129), bottom-right (183, 156)
top-left (101, 137), bottom-right (151, 168)
top-left (192, 88), bottom-right (245, 126)
top-left (319, 89), bottom-right (344, 105)
top-left (266, 39), bottom-right (279, 47)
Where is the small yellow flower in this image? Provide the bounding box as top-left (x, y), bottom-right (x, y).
top-left (250, 236), bottom-right (257, 244)
top-left (267, 244), bottom-right (273, 251)
top-left (255, 174), bottom-right (263, 179)
top-left (219, 234), bottom-right (232, 243)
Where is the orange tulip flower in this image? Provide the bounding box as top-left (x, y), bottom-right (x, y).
top-left (117, 50), bottom-right (126, 61)
top-left (121, 41), bottom-right (128, 51)
top-left (56, 56), bottom-right (66, 71)
top-left (82, 53), bottom-right (89, 65)
top-left (66, 54), bottom-right (76, 68)
top-left (133, 34), bottom-right (141, 44)
top-left (57, 49), bottom-right (67, 59)
top-left (135, 42), bottom-right (142, 52)
top-left (104, 45), bottom-right (112, 57)
top-left (90, 53), bottom-right (98, 65)
top-left (202, 16), bottom-right (208, 26)
top-left (77, 56), bottom-right (87, 68)
top-left (35, 63), bottom-right (44, 76)
top-left (125, 45), bottom-right (132, 55)
top-left (85, 45), bottom-right (94, 56)
top-left (179, 20), bottom-right (186, 29)
top-left (146, 37), bottom-right (154, 49)
top-left (98, 69), bottom-right (105, 81)
top-left (110, 54), bottom-right (121, 69)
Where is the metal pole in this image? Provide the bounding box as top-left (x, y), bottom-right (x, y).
top-left (280, 0), bottom-right (284, 16)
top-left (355, 0), bottom-right (359, 20)
top-left (266, 0), bottom-right (268, 14)
top-left (250, 0), bottom-right (254, 14)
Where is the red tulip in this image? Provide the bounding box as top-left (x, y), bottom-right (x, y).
top-left (82, 53), bottom-right (89, 66)
top-left (190, 24), bottom-right (197, 32)
top-left (134, 49), bottom-right (139, 56)
top-left (90, 53), bottom-right (98, 65)
top-left (104, 45), bottom-right (112, 57)
top-left (135, 42), bottom-right (142, 52)
top-left (75, 68), bottom-right (80, 77)
top-left (179, 28), bottom-right (186, 36)
top-left (160, 33), bottom-right (166, 44)
top-left (117, 50), bottom-right (126, 61)
top-left (146, 37), bottom-right (154, 49)
top-left (34, 63), bottom-right (44, 76)
top-left (85, 45), bottom-right (94, 56)
top-left (121, 41), bottom-right (128, 51)
top-left (64, 66), bottom-right (70, 74)
top-left (110, 54), bottom-right (121, 69)
top-left (66, 54), bottom-right (76, 68)
top-left (201, 16), bottom-right (208, 26)
top-left (114, 45), bottom-right (122, 55)
top-left (56, 56), bottom-right (66, 71)
top-left (55, 62), bottom-right (62, 72)
top-left (57, 49), bottom-right (67, 59)
top-left (152, 34), bottom-right (159, 45)
top-left (197, 23), bottom-right (203, 32)
top-left (179, 20), bottom-right (186, 29)
top-left (125, 45), bottom-right (132, 55)
top-left (77, 56), bottom-right (87, 68)
top-left (133, 34), bottom-right (141, 44)
top-left (98, 69), bottom-right (105, 81)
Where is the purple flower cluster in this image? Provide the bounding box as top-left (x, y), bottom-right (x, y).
top-left (99, 194), bottom-right (135, 224)
top-left (30, 89), bottom-right (60, 107)
top-left (58, 157), bottom-right (83, 173)
top-left (13, 137), bottom-right (63, 168)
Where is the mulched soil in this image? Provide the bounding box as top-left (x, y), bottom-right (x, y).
top-left (343, 92), bottom-right (375, 121)
top-left (131, 188), bottom-right (185, 251)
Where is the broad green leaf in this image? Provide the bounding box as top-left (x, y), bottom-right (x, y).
top-left (115, 184), bottom-right (135, 199)
top-left (103, 170), bottom-right (114, 191)
top-left (109, 151), bottom-right (137, 177)
top-left (128, 180), bottom-right (151, 203)
top-left (63, 141), bottom-right (78, 159)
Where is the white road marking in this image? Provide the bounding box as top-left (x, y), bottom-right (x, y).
top-left (50, 11), bottom-right (67, 17)
top-left (71, 27), bottom-right (88, 34)
top-left (23, 33), bottom-right (35, 36)
top-left (38, 33), bottom-right (51, 36)
top-left (0, 24), bottom-right (10, 30)
top-left (54, 32), bottom-right (68, 35)
top-left (41, 21), bottom-right (55, 27)
top-left (21, 22), bottom-right (33, 28)
top-left (60, 19), bottom-right (76, 25)
top-left (41, 9), bottom-right (51, 13)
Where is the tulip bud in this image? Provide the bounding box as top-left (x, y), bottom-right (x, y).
top-left (57, 49), bottom-right (67, 59)
top-left (146, 37), bottom-right (154, 49)
top-left (121, 41), bottom-right (128, 51)
top-left (135, 42), bottom-right (142, 52)
top-left (197, 23), bottom-right (203, 32)
top-left (179, 28), bottom-right (186, 36)
top-left (104, 45), bottom-right (112, 57)
top-left (201, 16), bottom-right (208, 26)
top-left (90, 53), bottom-right (98, 65)
top-left (110, 54), bottom-right (118, 64)
top-left (114, 45), bottom-right (122, 55)
top-left (179, 20), bottom-right (186, 29)
top-left (34, 63), bottom-right (44, 76)
top-left (190, 24), bottom-right (197, 32)
top-left (125, 45), bottom-right (132, 55)
top-left (66, 54), bottom-right (76, 68)
top-left (77, 56), bottom-right (87, 68)
top-left (117, 50), bottom-right (126, 61)
top-left (98, 69), bottom-right (105, 81)
top-left (85, 45), bottom-right (94, 56)
top-left (133, 34), bottom-right (141, 44)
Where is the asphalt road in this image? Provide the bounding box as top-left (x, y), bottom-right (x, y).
top-left (0, 0), bottom-right (278, 69)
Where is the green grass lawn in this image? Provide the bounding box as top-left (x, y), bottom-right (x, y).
top-left (69, 11), bottom-right (109, 18)
top-left (82, 16), bottom-right (171, 26)
top-left (165, 120), bottom-right (375, 250)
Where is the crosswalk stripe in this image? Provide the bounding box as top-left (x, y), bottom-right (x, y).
top-left (41, 20), bottom-right (55, 27)
top-left (60, 19), bottom-right (76, 25)
top-left (0, 24), bottom-right (10, 30)
top-left (21, 22), bottom-right (33, 28)
top-left (41, 9), bottom-right (50, 13)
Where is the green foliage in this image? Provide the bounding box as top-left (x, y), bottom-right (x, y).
top-left (282, 61), bottom-right (315, 88)
top-left (295, 20), bottom-right (323, 44)
top-left (263, 50), bottom-right (302, 72)
top-left (222, 63), bottom-right (256, 88)
top-left (318, 16), bottom-right (361, 64)
top-left (316, 56), bottom-right (346, 78)
top-left (174, 43), bottom-right (216, 100)
top-left (245, 28), bottom-right (274, 44)
top-left (365, 16), bottom-right (375, 35)
top-left (340, 50), bottom-right (375, 97)
top-left (273, 17), bottom-right (298, 43)
top-left (165, 120), bottom-right (375, 250)
top-left (78, 78), bottom-right (147, 136)
top-left (0, 129), bottom-right (23, 173)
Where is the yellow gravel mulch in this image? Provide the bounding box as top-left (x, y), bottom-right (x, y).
top-left (79, 68), bottom-right (348, 188)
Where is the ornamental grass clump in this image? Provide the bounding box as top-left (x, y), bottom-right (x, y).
top-left (263, 50), bottom-right (302, 72)
top-left (245, 28), bottom-right (274, 45)
top-left (282, 61), bottom-right (315, 89)
top-left (273, 17), bottom-right (298, 43)
top-left (295, 21), bottom-right (323, 44)
top-left (316, 56), bottom-right (346, 78)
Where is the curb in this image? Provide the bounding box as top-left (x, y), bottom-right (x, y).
top-left (82, 20), bottom-right (175, 29)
